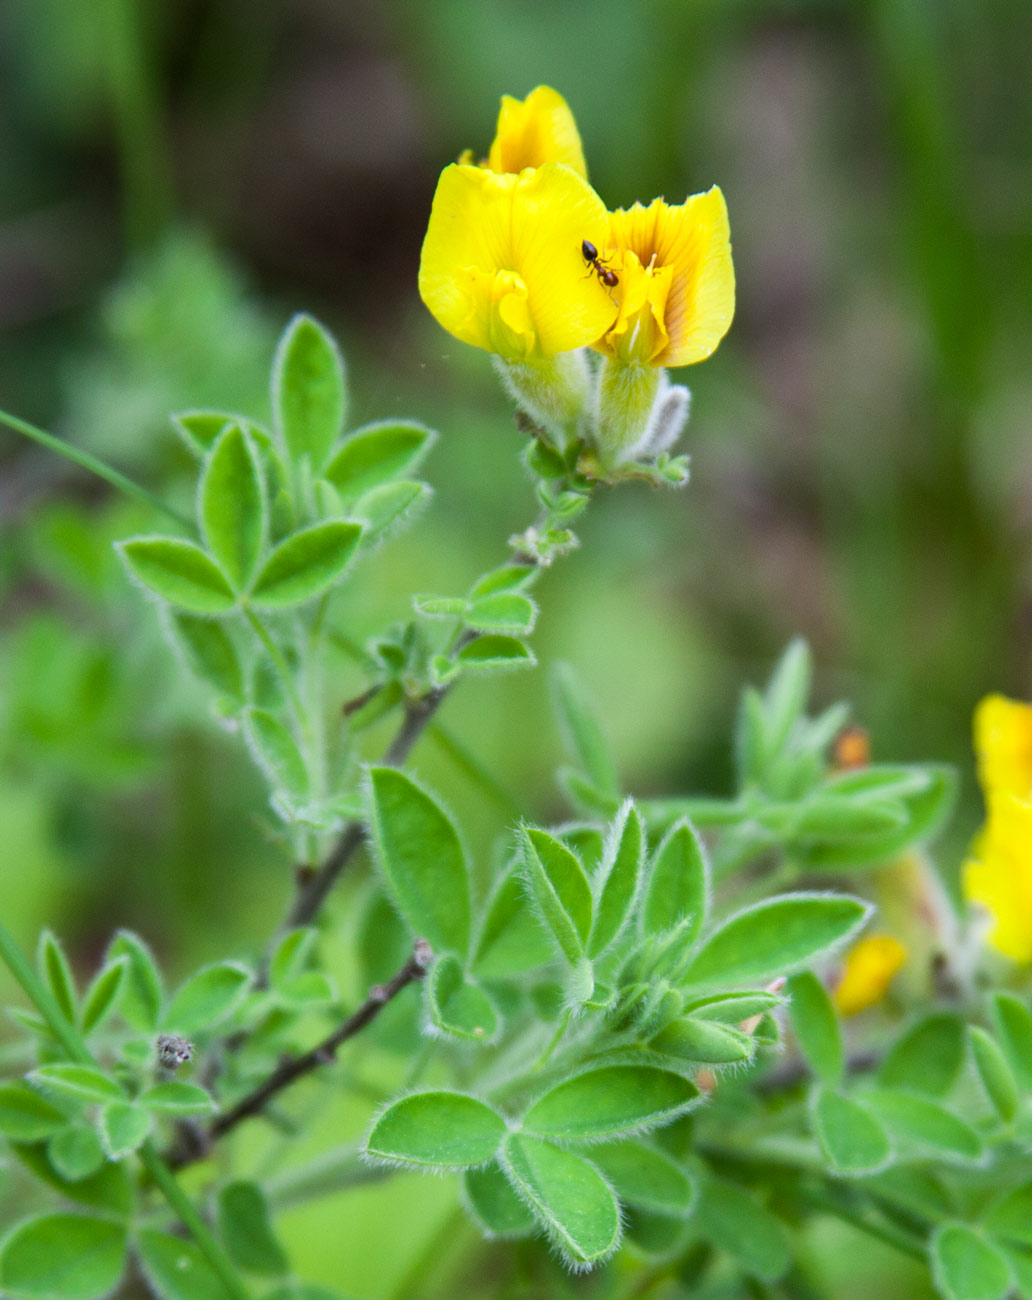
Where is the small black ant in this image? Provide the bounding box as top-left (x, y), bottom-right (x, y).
top-left (581, 239), bottom-right (619, 288)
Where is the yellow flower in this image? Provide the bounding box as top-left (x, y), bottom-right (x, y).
top-left (418, 162), bottom-right (614, 362)
top-left (963, 792), bottom-right (1032, 963)
top-left (594, 189), bottom-right (735, 368)
top-left (485, 86), bottom-right (587, 179)
top-left (974, 694), bottom-right (1032, 799)
top-left (833, 934), bottom-right (907, 1016)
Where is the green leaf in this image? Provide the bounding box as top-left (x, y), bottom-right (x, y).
top-left (426, 955), bottom-right (499, 1042)
top-left (165, 962), bottom-right (252, 1035)
top-left (366, 767), bottom-right (471, 957)
top-left (323, 420), bottom-right (434, 497)
top-left (1001, 1246), bottom-right (1032, 1298)
top-left (200, 424), bottom-right (265, 591)
top-left (559, 825), bottom-right (606, 873)
top-left (641, 818), bottom-right (709, 940)
top-left (695, 1178), bottom-right (791, 1282)
top-left (217, 1180), bottom-right (288, 1276)
top-left (456, 636), bottom-right (535, 673)
top-left (273, 971), bottom-right (335, 1007)
top-left (268, 928), bottom-right (318, 991)
top-left (590, 1140), bottom-right (696, 1216)
top-left (763, 638), bottom-right (812, 756)
top-left (736, 686), bottom-right (768, 788)
top-left (588, 801), bottom-right (644, 958)
top-left (136, 1229), bottom-right (234, 1300)
top-left (651, 1017), bottom-right (754, 1065)
top-left (787, 795), bottom-right (908, 839)
top-left (462, 1164), bottom-right (536, 1238)
top-left (354, 481), bottom-right (429, 544)
top-left (473, 868), bottom-right (555, 978)
top-left (558, 767), bottom-right (621, 818)
top-left (680, 893), bottom-right (871, 988)
top-left (984, 1183), bottom-right (1032, 1247)
top-left (80, 959), bottom-right (128, 1036)
top-left (969, 1028), bottom-right (1019, 1125)
top-left (624, 1207), bottom-right (691, 1258)
top-left (867, 1165), bottom-right (955, 1223)
top-left (118, 537), bottom-right (236, 614)
top-left (107, 931), bottom-right (163, 1032)
top-left (879, 1011), bottom-right (965, 1097)
top-left (47, 1126), bottom-right (105, 1182)
top-left (38, 931), bottom-right (76, 1025)
top-left (138, 1083), bottom-right (215, 1117)
top-left (522, 1064), bottom-right (699, 1141)
top-left (366, 1091), bottom-right (506, 1168)
top-left (811, 1087), bottom-right (891, 1175)
top-left (13, 1144), bottom-right (132, 1216)
top-left (519, 827), bottom-right (593, 966)
top-left (248, 521), bottom-right (362, 609)
top-left (172, 409), bottom-right (236, 456)
top-left (795, 765), bottom-right (956, 870)
top-left (551, 662), bottom-right (619, 799)
top-left (0, 1083), bottom-right (70, 1141)
top-left (931, 1224), bottom-right (1011, 1300)
top-left (273, 314), bottom-right (345, 472)
top-left (244, 708), bottom-right (309, 802)
top-left (98, 1102), bottom-right (151, 1159)
top-left (989, 992), bottom-right (1032, 1092)
top-left (787, 972), bottom-right (843, 1086)
top-left (501, 1134), bottom-right (621, 1268)
top-left (683, 989), bottom-right (786, 1023)
top-left (466, 592), bottom-right (537, 635)
top-left (30, 1065), bottom-right (123, 1106)
top-left (413, 594), bottom-right (467, 618)
top-left (468, 565), bottom-right (537, 599)
top-left (0, 1214), bottom-right (127, 1300)
top-left (863, 1088), bottom-right (983, 1164)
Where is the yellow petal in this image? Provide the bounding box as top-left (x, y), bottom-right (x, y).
top-left (974, 694), bottom-right (1032, 799)
top-left (418, 163), bottom-right (615, 360)
top-left (596, 250), bottom-right (673, 365)
top-left (963, 792), bottom-right (1032, 962)
top-left (486, 86), bottom-right (587, 179)
top-left (833, 934), bottom-right (906, 1016)
top-left (606, 189), bottom-right (735, 367)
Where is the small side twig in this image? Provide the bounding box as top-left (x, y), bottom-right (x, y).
top-left (171, 940), bottom-right (432, 1169)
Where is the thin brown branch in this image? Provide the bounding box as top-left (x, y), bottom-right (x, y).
top-left (171, 940), bottom-right (432, 1169)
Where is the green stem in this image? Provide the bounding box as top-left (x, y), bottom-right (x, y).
top-left (101, 0), bottom-right (173, 246)
top-left (427, 721), bottom-right (523, 821)
top-left (137, 1145), bottom-right (251, 1298)
top-left (243, 608), bottom-right (309, 737)
top-left (265, 1142), bottom-right (387, 1209)
top-left (0, 407), bottom-right (191, 528)
top-left (531, 1007), bottom-right (572, 1071)
top-left (0, 919), bottom-right (250, 1299)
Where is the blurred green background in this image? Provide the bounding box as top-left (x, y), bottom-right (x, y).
top-left (0, 1), bottom-right (1029, 1293)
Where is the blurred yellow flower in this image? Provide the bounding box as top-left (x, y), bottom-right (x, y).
top-left (974, 693), bottom-right (1032, 799)
top-left (483, 86), bottom-right (588, 179)
top-left (963, 791), bottom-right (1032, 963)
top-left (418, 162), bottom-right (614, 361)
top-left (833, 934), bottom-right (906, 1016)
top-left (594, 190), bottom-right (735, 368)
